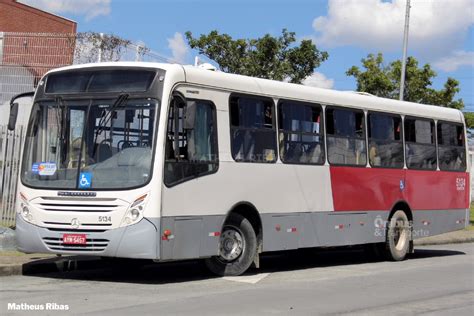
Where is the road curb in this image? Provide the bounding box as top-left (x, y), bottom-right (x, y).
top-left (0, 256), bottom-right (105, 277)
top-left (413, 236), bottom-right (474, 246)
top-left (0, 264), bottom-right (22, 276)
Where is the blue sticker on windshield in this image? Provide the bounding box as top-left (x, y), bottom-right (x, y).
top-left (79, 172), bottom-right (92, 189)
top-left (32, 163), bottom-right (39, 174)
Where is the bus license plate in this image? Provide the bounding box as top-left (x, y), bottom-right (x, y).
top-left (62, 234), bottom-right (87, 245)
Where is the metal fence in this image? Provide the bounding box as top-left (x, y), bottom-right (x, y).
top-left (0, 32), bottom-right (176, 104)
top-left (0, 32), bottom-right (176, 226)
top-left (0, 125), bottom-right (24, 227)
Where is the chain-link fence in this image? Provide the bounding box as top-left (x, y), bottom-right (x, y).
top-left (0, 32), bottom-right (176, 105)
top-left (0, 32), bottom-right (176, 226)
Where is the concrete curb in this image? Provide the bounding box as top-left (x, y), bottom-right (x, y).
top-left (0, 264), bottom-right (22, 276)
top-left (413, 235), bottom-right (474, 246)
top-left (0, 256), bottom-right (105, 277)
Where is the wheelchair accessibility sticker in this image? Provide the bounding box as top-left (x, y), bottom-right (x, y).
top-left (79, 172), bottom-right (92, 189)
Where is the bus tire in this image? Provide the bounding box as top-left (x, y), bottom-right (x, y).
top-left (384, 210), bottom-right (410, 261)
top-left (205, 213), bottom-right (257, 276)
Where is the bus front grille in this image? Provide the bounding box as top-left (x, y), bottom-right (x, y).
top-left (42, 237), bottom-right (109, 252)
top-left (42, 221), bottom-right (112, 232)
top-left (32, 197), bottom-right (128, 213)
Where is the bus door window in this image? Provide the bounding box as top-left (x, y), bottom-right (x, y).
top-left (164, 96), bottom-right (218, 186)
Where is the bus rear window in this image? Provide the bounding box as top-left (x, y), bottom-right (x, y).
top-left (45, 69), bottom-right (156, 94)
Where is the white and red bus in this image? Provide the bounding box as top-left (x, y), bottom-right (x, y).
top-left (12, 62), bottom-right (469, 276)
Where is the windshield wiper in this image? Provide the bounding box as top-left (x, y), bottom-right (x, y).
top-left (54, 96), bottom-right (67, 163)
top-left (92, 93), bottom-right (129, 156)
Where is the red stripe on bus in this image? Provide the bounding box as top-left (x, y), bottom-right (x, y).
top-left (330, 166), bottom-right (469, 211)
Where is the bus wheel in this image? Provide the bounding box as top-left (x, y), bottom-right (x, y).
top-left (205, 213), bottom-right (257, 276)
top-left (385, 210), bottom-right (410, 261)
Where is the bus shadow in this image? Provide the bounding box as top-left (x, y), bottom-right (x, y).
top-left (23, 246), bottom-right (465, 285)
top-left (258, 246), bottom-right (465, 274)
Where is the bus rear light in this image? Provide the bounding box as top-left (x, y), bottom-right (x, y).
top-left (208, 232), bottom-right (221, 237)
top-left (164, 229), bottom-right (172, 236)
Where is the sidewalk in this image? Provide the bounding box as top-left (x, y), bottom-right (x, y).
top-left (1, 229), bottom-right (473, 277)
top-left (413, 229), bottom-right (474, 246)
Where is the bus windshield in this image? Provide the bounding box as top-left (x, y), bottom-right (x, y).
top-left (21, 98), bottom-right (159, 190)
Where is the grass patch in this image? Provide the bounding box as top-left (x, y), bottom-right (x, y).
top-left (0, 223), bottom-right (15, 229)
top-left (0, 251), bottom-right (26, 257)
top-left (468, 203), bottom-right (474, 230)
top-left (470, 203), bottom-right (474, 224)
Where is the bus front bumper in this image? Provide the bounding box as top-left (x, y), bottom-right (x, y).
top-left (15, 214), bottom-right (160, 260)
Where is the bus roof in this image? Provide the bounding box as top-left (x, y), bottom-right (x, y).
top-left (45, 62), bottom-right (464, 123)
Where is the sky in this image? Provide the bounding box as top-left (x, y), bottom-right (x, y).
top-left (20, 0), bottom-right (474, 110)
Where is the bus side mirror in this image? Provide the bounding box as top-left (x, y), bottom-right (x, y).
top-left (8, 102), bottom-right (19, 131)
top-left (184, 101), bottom-right (197, 130)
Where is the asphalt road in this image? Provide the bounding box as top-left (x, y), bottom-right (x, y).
top-left (1, 243), bottom-right (473, 315)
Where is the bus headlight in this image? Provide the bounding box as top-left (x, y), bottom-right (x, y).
top-left (120, 194), bottom-right (148, 227)
top-left (19, 193), bottom-right (35, 224)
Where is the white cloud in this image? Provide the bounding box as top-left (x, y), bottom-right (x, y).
top-left (312, 0), bottom-right (474, 58)
top-left (434, 50), bottom-right (474, 72)
top-left (20, 0), bottom-right (111, 21)
top-left (167, 32), bottom-right (189, 64)
top-left (302, 72), bottom-right (334, 89)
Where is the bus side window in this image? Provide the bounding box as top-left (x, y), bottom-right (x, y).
top-left (278, 100), bottom-right (324, 165)
top-left (437, 122), bottom-right (466, 171)
top-left (229, 95), bottom-right (277, 163)
top-left (326, 107), bottom-right (366, 166)
top-left (404, 118), bottom-right (436, 170)
top-left (367, 112), bottom-right (404, 168)
top-left (164, 96), bottom-right (218, 186)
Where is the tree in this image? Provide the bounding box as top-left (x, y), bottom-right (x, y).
top-left (346, 53), bottom-right (464, 110)
top-left (72, 32), bottom-right (150, 64)
top-left (464, 112), bottom-right (474, 129)
top-left (185, 29), bottom-right (328, 84)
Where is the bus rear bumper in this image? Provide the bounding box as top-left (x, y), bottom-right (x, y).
top-left (15, 214), bottom-right (160, 260)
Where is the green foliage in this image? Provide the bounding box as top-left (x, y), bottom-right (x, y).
top-left (185, 29), bottom-right (328, 83)
top-left (464, 112), bottom-right (474, 129)
top-left (346, 53), bottom-right (464, 109)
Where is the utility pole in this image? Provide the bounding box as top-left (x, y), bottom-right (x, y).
top-left (98, 32), bottom-right (104, 63)
top-left (399, 0), bottom-right (411, 101)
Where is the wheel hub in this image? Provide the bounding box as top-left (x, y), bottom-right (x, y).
top-left (392, 218), bottom-right (408, 251)
top-left (219, 227), bottom-right (244, 262)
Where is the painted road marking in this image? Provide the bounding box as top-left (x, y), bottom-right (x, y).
top-left (222, 273), bottom-right (270, 284)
